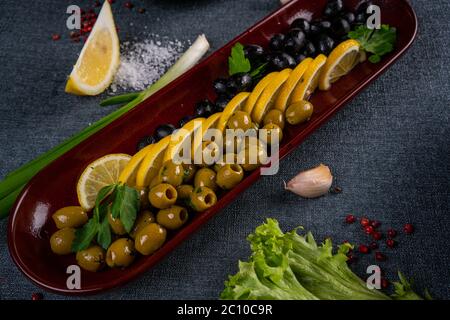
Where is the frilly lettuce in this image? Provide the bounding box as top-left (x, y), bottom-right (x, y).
top-left (221, 219), bottom-right (425, 300)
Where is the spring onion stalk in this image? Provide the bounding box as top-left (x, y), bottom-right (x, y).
top-left (100, 92), bottom-right (140, 106)
top-left (0, 34), bottom-right (210, 219)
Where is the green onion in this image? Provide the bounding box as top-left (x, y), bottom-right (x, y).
top-left (99, 92), bottom-right (140, 106)
top-left (0, 34), bottom-right (210, 219)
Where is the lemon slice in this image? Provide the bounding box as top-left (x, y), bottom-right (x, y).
top-left (216, 92), bottom-right (250, 133)
top-left (163, 117), bottom-right (205, 163)
top-left (65, 1), bottom-right (120, 96)
top-left (118, 144), bottom-right (154, 186)
top-left (274, 58), bottom-right (313, 112)
top-left (251, 68), bottom-right (292, 124)
top-left (243, 72), bottom-right (278, 115)
top-left (290, 54), bottom-right (327, 103)
top-left (319, 40), bottom-right (361, 91)
top-left (191, 112), bottom-right (222, 158)
top-left (77, 153), bottom-right (131, 211)
top-left (135, 136), bottom-right (171, 188)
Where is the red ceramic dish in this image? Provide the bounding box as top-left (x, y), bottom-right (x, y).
top-left (8, 0), bottom-right (417, 295)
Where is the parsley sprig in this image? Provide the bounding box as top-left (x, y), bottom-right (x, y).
top-left (348, 24), bottom-right (397, 63)
top-left (228, 42), bottom-right (267, 78)
top-left (72, 184), bottom-right (140, 252)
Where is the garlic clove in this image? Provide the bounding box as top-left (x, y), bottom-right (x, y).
top-left (285, 164), bottom-right (333, 198)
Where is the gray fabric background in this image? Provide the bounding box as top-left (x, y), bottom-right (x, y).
top-left (0, 0), bottom-right (449, 300)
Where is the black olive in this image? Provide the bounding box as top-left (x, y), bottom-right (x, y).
top-left (354, 12), bottom-right (367, 25)
top-left (331, 18), bottom-right (351, 38)
top-left (232, 73), bottom-right (253, 91)
top-left (136, 135), bottom-right (156, 151)
top-left (356, 0), bottom-right (374, 15)
top-left (324, 0), bottom-right (344, 18)
top-left (318, 20), bottom-right (332, 32)
top-left (213, 78), bottom-right (227, 95)
top-left (154, 124), bottom-right (176, 141)
top-left (284, 28), bottom-right (306, 54)
top-left (309, 22), bottom-right (321, 36)
top-left (315, 34), bottom-right (335, 55)
top-left (215, 94), bottom-right (230, 111)
top-left (294, 53), bottom-right (307, 64)
top-left (194, 99), bottom-right (215, 117)
top-left (303, 41), bottom-right (317, 57)
top-left (225, 77), bottom-right (239, 95)
top-left (342, 12), bottom-right (355, 25)
top-left (244, 44), bottom-right (265, 60)
top-left (281, 53), bottom-right (296, 68)
top-left (290, 18), bottom-right (311, 34)
top-left (268, 52), bottom-right (288, 71)
top-left (269, 34), bottom-right (285, 51)
top-left (178, 115), bottom-right (194, 128)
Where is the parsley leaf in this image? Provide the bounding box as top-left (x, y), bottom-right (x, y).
top-left (111, 184), bottom-right (140, 233)
top-left (72, 218), bottom-right (99, 252)
top-left (228, 43), bottom-right (251, 76)
top-left (348, 24), bottom-right (397, 63)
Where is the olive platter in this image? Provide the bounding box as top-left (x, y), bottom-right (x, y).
top-left (8, 0), bottom-right (417, 294)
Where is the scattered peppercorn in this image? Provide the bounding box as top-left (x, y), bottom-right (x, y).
top-left (358, 244), bottom-right (370, 254)
top-left (31, 292), bottom-right (43, 300)
top-left (372, 231), bottom-right (382, 240)
top-left (387, 229), bottom-right (397, 238)
top-left (125, 1), bottom-right (134, 9)
top-left (370, 220), bottom-right (381, 228)
top-left (381, 278), bottom-right (390, 289)
top-left (138, 8), bottom-right (146, 14)
top-left (403, 223), bottom-right (414, 234)
top-left (364, 225), bottom-right (374, 235)
top-left (375, 252), bottom-right (386, 262)
top-left (386, 239), bottom-right (396, 248)
top-left (51, 34), bottom-right (61, 41)
top-left (345, 214), bottom-right (356, 224)
top-left (369, 241), bottom-right (379, 250)
top-left (360, 217), bottom-right (370, 227)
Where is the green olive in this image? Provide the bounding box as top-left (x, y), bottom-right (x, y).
top-left (106, 238), bottom-right (135, 268)
top-left (176, 184), bottom-right (194, 202)
top-left (76, 245), bottom-right (105, 272)
top-left (216, 164), bottom-right (244, 190)
top-left (149, 175), bottom-right (161, 189)
top-left (285, 100), bottom-right (314, 125)
top-left (261, 123), bottom-right (283, 145)
top-left (199, 141), bottom-right (221, 167)
top-left (237, 144), bottom-right (268, 172)
top-left (108, 211), bottom-right (126, 235)
top-left (148, 183), bottom-right (178, 209)
top-left (136, 186), bottom-right (150, 209)
top-left (263, 109), bottom-right (285, 129)
top-left (52, 206), bottom-right (88, 229)
top-left (158, 160), bottom-right (184, 187)
top-left (135, 223), bottom-right (167, 255)
top-left (182, 164), bottom-right (196, 183)
top-left (213, 153), bottom-right (237, 172)
top-left (157, 205), bottom-right (188, 230)
top-left (50, 228), bottom-right (76, 255)
top-left (189, 186), bottom-right (217, 212)
top-left (226, 111), bottom-right (253, 131)
top-left (223, 134), bottom-right (244, 154)
top-left (194, 168), bottom-right (218, 191)
top-left (130, 210), bottom-right (155, 239)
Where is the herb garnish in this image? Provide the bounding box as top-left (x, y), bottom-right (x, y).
top-left (72, 183), bottom-right (139, 252)
top-left (228, 43), bottom-right (252, 76)
top-left (348, 24), bottom-right (397, 63)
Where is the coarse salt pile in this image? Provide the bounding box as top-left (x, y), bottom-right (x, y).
top-left (110, 36), bottom-right (185, 93)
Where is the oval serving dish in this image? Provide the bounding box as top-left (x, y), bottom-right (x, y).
top-left (8, 0), bottom-right (417, 295)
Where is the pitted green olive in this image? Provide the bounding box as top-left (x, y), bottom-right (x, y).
top-left (50, 228), bottom-right (76, 255)
top-left (182, 163), bottom-right (197, 183)
top-left (176, 184), bottom-right (194, 202)
top-left (148, 183), bottom-right (178, 209)
top-left (108, 211), bottom-right (127, 235)
top-left (237, 143), bottom-right (268, 172)
top-left (106, 238), bottom-right (135, 268)
top-left (285, 100), bottom-right (314, 125)
top-left (130, 210), bottom-right (155, 239)
top-left (76, 245), bottom-right (105, 272)
top-left (135, 223), bottom-right (167, 255)
top-left (226, 111), bottom-right (253, 131)
top-left (136, 186), bottom-right (150, 209)
top-left (158, 160), bottom-right (184, 187)
top-left (189, 187), bottom-right (217, 212)
top-left (194, 168), bottom-right (218, 191)
top-left (157, 205), bottom-right (189, 230)
top-left (261, 123), bottom-right (283, 145)
top-left (52, 206), bottom-right (88, 229)
top-left (216, 164), bottom-right (244, 190)
top-left (213, 153), bottom-right (237, 172)
top-left (263, 109), bottom-right (285, 129)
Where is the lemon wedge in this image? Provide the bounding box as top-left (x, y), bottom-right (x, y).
top-left (118, 144), bottom-right (154, 187)
top-left (251, 68), bottom-right (292, 125)
top-left (243, 72), bottom-right (278, 115)
top-left (135, 136), bottom-right (171, 188)
top-left (290, 54), bottom-right (327, 103)
top-left (77, 153), bottom-right (131, 211)
top-left (191, 112), bottom-right (222, 159)
top-left (274, 58), bottom-right (313, 112)
top-left (319, 39), bottom-right (362, 91)
top-left (216, 92), bottom-right (250, 133)
top-left (65, 1), bottom-right (120, 96)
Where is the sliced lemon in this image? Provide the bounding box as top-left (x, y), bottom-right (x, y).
top-left (274, 58), bottom-right (313, 112)
top-left (251, 68), bottom-right (292, 124)
top-left (163, 117), bottom-right (205, 163)
top-left (118, 144), bottom-right (154, 186)
top-left (77, 153), bottom-right (131, 211)
top-left (243, 72), bottom-right (278, 115)
top-left (216, 92), bottom-right (250, 133)
top-left (135, 136), bottom-right (171, 188)
top-left (290, 54), bottom-right (327, 103)
top-left (319, 40), bottom-right (362, 91)
top-left (191, 112), bottom-right (222, 159)
top-left (65, 1), bottom-right (120, 96)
